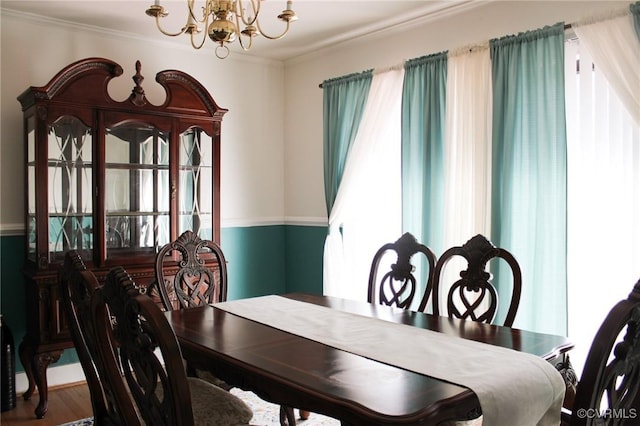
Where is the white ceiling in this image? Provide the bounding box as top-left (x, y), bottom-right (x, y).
top-left (0, 0), bottom-right (473, 60)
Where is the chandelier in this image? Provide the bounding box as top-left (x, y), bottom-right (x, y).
top-left (146, 0), bottom-right (298, 59)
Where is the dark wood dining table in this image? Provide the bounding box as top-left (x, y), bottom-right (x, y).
top-left (165, 293), bottom-right (573, 425)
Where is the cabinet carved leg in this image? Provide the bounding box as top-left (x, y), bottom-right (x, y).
top-left (18, 340), bottom-right (36, 400)
top-left (19, 344), bottom-right (63, 419)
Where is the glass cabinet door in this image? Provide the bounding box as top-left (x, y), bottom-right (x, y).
top-left (47, 116), bottom-right (93, 263)
top-left (105, 122), bottom-right (170, 258)
top-left (179, 128), bottom-right (214, 240)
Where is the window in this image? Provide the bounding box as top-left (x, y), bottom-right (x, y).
top-left (565, 38), bottom-right (640, 376)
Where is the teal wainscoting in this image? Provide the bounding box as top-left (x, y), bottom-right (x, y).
top-left (1, 235), bottom-right (38, 372)
top-left (0, 224), bottom-right (327, 372)
top-left (221, 225), bottom-right (288, 299)
top-left (284, 225), bottom-right (327, 294)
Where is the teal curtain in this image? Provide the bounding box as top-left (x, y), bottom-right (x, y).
top-left (401, 53), bottom-right (447, 254)
top-left (323, 71), bottom-right (373, 216)
top-left (490, 23), bottom-right (567, 335)
top-left (632, 2), bottom-right (640, 39)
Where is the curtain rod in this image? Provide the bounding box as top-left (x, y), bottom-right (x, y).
top-left (319, 63), bottom-right (404, 88)
top-left (318, 3), bottom-right (634, 89)
top-left (318, 22), bottom-right (581, 89)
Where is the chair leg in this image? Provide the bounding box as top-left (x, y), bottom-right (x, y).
top-left (279, 406), bottom-right (296, 425)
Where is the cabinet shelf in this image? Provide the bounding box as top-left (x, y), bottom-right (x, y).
top-left (46, 213), bottom-right (93, 218)
top-left (105, 211), bottom-right (170, 217)
top-left (105, 163), bottom-right (170, 170)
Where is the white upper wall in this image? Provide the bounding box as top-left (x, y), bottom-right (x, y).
top-left (0, 11), bottom-right (286, 231)
top-left (283, 0), bottom-right (633, 224)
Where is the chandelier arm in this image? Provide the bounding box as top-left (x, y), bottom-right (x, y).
top-left (238, 0), bottom-right (259, 26)
top-left (188, 0), bottom-right (198, 22)
top-left (237, 32), bottom-right (255, 51)
top-left (151, 0), bottom-right (203, 38)
top-left (255, 19), bottom-right (292, 40)
top-left (236, 9), bottom-right (253, 52)
top-left (190, 0), bottom-right (208, 25)
top-left (154, 14), bottom-right (189, 37)
top-left (188, 6), bottom-right (211, 50)
top-left (190, 29), bottom-right (208, 50)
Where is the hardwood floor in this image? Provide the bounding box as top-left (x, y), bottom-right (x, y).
top-left (0, 382), bottom-right (93, 426)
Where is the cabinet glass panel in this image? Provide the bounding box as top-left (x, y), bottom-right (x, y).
top-left (105, 123), bottom-right (169, 257)
top-left (179, 128), bottom-right (213, 240)
top-left (27, 116), bottom-right (36, 261)
top-left (47, 116), bottom-right (93, 261)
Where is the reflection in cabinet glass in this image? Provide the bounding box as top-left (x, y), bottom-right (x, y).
top-left (47, 117), bottom-right (93, 259)
top-left (179, 128), bottom-right (214, 239)
top-left (17, 58), bottom-right (226, 419)
top-left (105, 122), bottom-right (170, 257)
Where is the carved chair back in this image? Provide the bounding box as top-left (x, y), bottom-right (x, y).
top-left (154, 230), bottom-right (228, 311)
top-left (91, 266), bottom-right (195, 426)
top-left (567, 279), bottom-right (640, 426)
top-left (368, 232), bottom-right (437, 310)
top-left (423, 234), bottom-right (522, 326)
top-left (60, 251), bottom-right (139, 425)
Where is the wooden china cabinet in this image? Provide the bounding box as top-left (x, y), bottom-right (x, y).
top-left (17, 57), bottom-right (226, 418)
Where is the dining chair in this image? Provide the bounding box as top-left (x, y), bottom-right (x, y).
top-left (152, 230), bottom-right (228, 382)
top-left (562, 278), bottom-right (640, 426)
top-left (425, 235), bottom-right (581, 410)
top-left (153, 230), bottom-right (228, 311)
top-left (368, 232), bottom-right (437, 310)
top-left (152, 231), bottom-right (226, 375)
top-left (59, 250), bottom-right (138, 425)
top-left (153, 231), bottom-right (307, 424)
top-left (90, 266), bottom-right (254, 426)
top-left (421, 234), bottom-right (522, 326)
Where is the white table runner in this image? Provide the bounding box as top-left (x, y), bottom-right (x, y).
top-left (215, 295), bottom-right (565, 426)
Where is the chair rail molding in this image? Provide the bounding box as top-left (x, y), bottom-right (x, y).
top-left (0, 223), bottom-right (25, 237)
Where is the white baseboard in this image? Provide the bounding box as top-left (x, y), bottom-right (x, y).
top-left (15, 363), bottom-right (85, 394)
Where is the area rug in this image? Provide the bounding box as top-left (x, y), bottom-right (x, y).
top-left (59, 388), bottom-right (340, 426)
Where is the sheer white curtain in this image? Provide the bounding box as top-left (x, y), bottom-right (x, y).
top-left (437, 45), bottom-right (493, 312)
top-left (573, 11), bottom-right (640, 125)
top-left (323, 67), bottom-right (404, 300)
top-left (565, 38), bottom-right (640, 377)
top-left (444, 45), bottom-right (493, 248)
